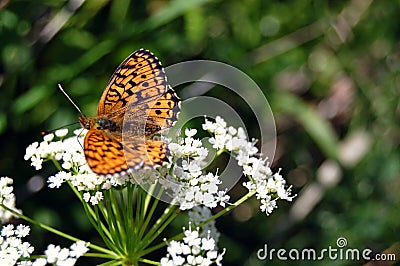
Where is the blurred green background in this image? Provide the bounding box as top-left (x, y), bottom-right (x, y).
top-left (1, 0), bottom-right (399, 265)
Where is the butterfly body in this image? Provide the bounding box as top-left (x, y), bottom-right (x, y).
top-left (79, 49), bottom-right (180, 176)
top-left (79, 116), bottom-right (121, 133)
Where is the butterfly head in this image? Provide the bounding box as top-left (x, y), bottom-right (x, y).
top-left (78, 115), bottom-right (95, 130)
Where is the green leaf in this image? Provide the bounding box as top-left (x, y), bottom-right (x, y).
top-left (273, 91), bottom-right (339, 160)
top-left (12, 85), bottom-right (50, 114)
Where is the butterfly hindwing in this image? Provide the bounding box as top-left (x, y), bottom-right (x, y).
top-left (83, 129), bottom-right (128, 176)
top-left (146, 87), bottom-right (181, 130)
top-left (121, 136), bottom-right (169, 168)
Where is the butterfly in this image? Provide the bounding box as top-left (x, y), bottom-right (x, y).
top-left (78, 49), bottom-right (180, 177)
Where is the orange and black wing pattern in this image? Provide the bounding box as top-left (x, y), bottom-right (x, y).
top-left (97, 49), bottom-right (167, 120)
top-left (80, 49), bottom-right (180, 176)
top-left (83, 129), bottom-right (128, 176)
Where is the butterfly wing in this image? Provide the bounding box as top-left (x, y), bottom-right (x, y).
top-left (121, 85), bottom-right (180, 169)
top-left (84, 130), bottom-right (170, 176)
top-left (84, 49), bottom-right (180, 175)
top-left (145, 87), bottom-right (181, 134)
top-left (97, 49), bottom-right (167, 120)
top-left (123, 137), bottom-right (170, 168)
top-left (83, 129), bottom-right (128, 176)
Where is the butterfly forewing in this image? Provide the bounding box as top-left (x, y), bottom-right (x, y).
top-left (97, 49), bottom-right (166, 117)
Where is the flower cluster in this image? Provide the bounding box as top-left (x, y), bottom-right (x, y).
top-left (24, 129), bottom-right (109, 204)
top-left (160, 224), bottom-right (224, 266)
top-left (24, 129), bottom-right (85, 172)
top-left (243, 169), bottom-right (293, 214)
top-left (0, 224), bottom-right (33, 265)
top-left (203, 116), bottom-right (294, 215)
top-left (0, 176), bottom-right (21, 223)
top-left (167, 129), bottom-right (230, 210)
top-left (0, 224), bottom-right (88, 266)
top-left (24, 117), bottom-right (293, 215)
top-left (203, 116), bottom-right (258, 166)
top-left (36, 241), bottom-right (89, 266)
top-left (24, 129), bottom-right (108, 192)
top-left (188, 206), bottom-right (220, 244)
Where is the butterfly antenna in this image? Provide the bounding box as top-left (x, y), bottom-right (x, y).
top-left (41, 122), bottom-right (80, 136)
top-left (58, 83), bottom-right (83, 115)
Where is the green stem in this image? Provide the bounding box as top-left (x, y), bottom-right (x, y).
top-left (201, 191), bottom-right (256, 226)
top-left (141, 206), bottom-right (179, 255)
top-left (139, 200), bottom-right (177, 248)
top-left (83, 253), bottom-right (116, 259)
top-left (100, 191), bottom-right (125, 254)
top-left (138, 258), bottom-right (159, 265)
top-left (111, 189), bottom-right (127, 252)
top-left (138, 186), bottom-right (161, 241)
top-left (97, 260), bottom-right (122, 266)
top-left (154, 191), bottom-right (257, 249)
top-left (0, 203), bottom-right (113, 255)
top-left (50, 157), bottom-right (63, 171)
top-left (125, 184), bottom-right (135, 254)
top-left (134, 185), bottom-right (144, 240)
top-left (215, 149), bottom-right (225, 157)
top-left (68, 182), bottom-right (97, 221)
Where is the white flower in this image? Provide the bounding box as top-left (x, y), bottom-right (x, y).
top-left (69, 241), bottom-right (89, 258)
top-left (89, 191), bottom-right (104, 205)
top-left (55, 129), bottom-right (69, 138)
top-left (31, 156), bottom-right (43, 170)
top-left (0, 179), bottom-right (21, 223)
top-left (2, 224), bottom-right (15, 237)
top-left (201, 236), bottom-right (215, 250)
top-left (260, 197), bottom-right (276, 214)
top-left (0, 224), bottom-right (34, 264)
top-left (58, 247), bottom-right (71, 261)
top-left (214, 191), bottom-right (229, 208)
top-left (42, 242), bottom-right (86, 265)
top-left (15, 225), bottom-right (30, 238)
top-left (188, 206), bottom-right (220, 243)
top-left (166, 128), bottom-right (230, 210)
top-left (48, 172), bottom-right (71, 189)
top-left (24, 142), bottom-right (38, 161)
top-left (45, 244), bottom-right (62, 263)
top-left (43, 133), bottom-right (54, 142)
top-left (161, 225), bottom-right (224, 266)
top-left (32, 258), bottom-right (47, 266)
top-left (19, 241), bottom-right (34, 257)
top-left (173, 171), bottom-right (229, 210)
top-left (202, 118), bottom-right (217, 132)
top-left (185, 128), bottom-right (197, 137)
top-left (183, 228), bottom-right (201, 247)
top-left (0, 176), bottom-right (14, 199)
top-left (82, 192), bottom-right (91, 203)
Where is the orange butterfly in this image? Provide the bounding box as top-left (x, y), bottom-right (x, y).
top-left (78, 49), bottom-right (180, 176)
